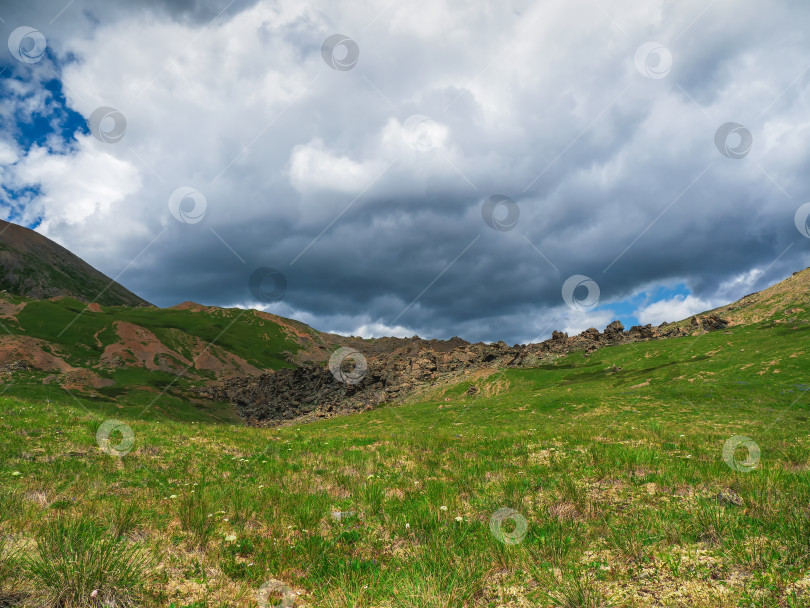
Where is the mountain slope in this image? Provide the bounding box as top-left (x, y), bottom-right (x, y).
top-left (211, 267), bottom-right (810, 424)
top-left (702, 266), bottom-right (810, 325)
top-left (1, 270), bottom-right (809, 607)
top-left (0, 254), bottom-right (807, 423)
top-left (0, 294), bottom-right (354, 421)
top-left (0, 220), bottom-right (151, 307)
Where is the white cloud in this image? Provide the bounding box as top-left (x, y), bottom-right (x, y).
top-left (635, 294), bottom-right (716, 326)
top-left (12, 139), bottom-right (142, 239)
top-left (349, 321), bottom-right (416, 339)
top-left (0, 141), bottom-right (18, 165)
top-left (715, 268), bottom-right (764, 300)
top-left (289, 138), bottom-right (386, 193)
top-left (562, 309), bottom-right (617, 337)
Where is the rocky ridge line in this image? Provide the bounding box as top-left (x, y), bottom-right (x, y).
top-left (200, 315), bottom-right (729, 425)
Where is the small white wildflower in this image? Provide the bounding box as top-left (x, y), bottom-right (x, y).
top-left (405, 523), bottom-right (410, 529)
top-left (169, 494), bottom-right (178, 499)
top-left (11, 471), bottom-right (21, 477)
top-left (225, 534), bottom-right (237, 542)
top-left (455, 516), bottom-right (463, 522)
top-left (440, 505), bottom-right (448, 511)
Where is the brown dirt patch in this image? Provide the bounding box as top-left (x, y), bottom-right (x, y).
top-left (189, 338), bottom-right (262, 377)
top-left (548, 501), bottom-right (582, 521)
top-left (60, 369), bottom-right (115, 390)
top-left (99, 322), bottom-right (261, 378)
top-left (101, 321), bottom-right (192, 372)
top-left (0, 335), bottom-right (75, 372)
top-left (169, 301), bottom-right (216, 313)
top-left (385, 488), bottom-right (405, 500)
top-left (630, 380), bottom-right (651, 389)
top-left (0, 298), bottom-right (26, 321)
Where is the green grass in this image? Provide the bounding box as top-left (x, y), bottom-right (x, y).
top-left (0, 295), bottom-right (314, 418)
top-left (0, 310), bottom-right (809, 606)
top-left (177, 486), bottom-right (218, 548)
top-left (12, 297), bottom-right (300, 371)
top-left (0, 534), bottom-right (21, 599)
top-left (26, 518), bottom-right (152, 608)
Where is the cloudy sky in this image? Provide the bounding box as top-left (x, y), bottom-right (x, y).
top-left (1, 0), bottom-right (809, 344)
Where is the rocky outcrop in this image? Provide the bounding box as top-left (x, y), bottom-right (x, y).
top-left (200, 339), bottom-right (542, 423)
top-left (210, 313), bottom-right (731, 426)
top-left (701, 314), bottom-right (730, 331)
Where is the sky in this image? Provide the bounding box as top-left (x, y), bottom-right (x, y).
top-left (1, 0), bottom-right (809, 344)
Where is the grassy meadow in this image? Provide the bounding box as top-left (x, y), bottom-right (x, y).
top-left (1, 308), bottom-right (810, 607)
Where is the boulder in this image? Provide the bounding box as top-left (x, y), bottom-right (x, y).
top-left (702, 314), bottom-right (729, 331)
top-left (628, 324), bottom-right (654, 340)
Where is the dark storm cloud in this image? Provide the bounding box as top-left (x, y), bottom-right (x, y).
top-left (0, 0), bottom-right (262, 32)
top-left (2, 0), bottom-right (810, 344)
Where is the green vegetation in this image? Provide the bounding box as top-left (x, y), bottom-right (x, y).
top-left (0, 295), bottom-right (311, 420)
top-left (0, 238), bottom-right (148, 307)
top-left (1, 303), bottom-right (808, 606)
top-left (12, 297), bottom-right (300, 370)
top-left (26, 519), bottom-right (152, 608)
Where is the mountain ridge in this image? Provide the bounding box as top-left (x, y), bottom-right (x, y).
top-left (0, 217), bottom-right (807, 424)
top-left (204, 266), bottom-right (810, 424)
top-left (0, 220), bottom-right (151, 307)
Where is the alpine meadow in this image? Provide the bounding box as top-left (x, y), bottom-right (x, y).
top-left (2, 1), bottom-right (810, 607)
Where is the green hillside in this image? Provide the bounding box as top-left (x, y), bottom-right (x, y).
top-left (0, 271), bottom-right (808, 607)
top-left (0, 295), bottom-right (336, 422)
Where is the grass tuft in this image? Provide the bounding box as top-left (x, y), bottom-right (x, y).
top-left (26, 517), bottom-right (151, 608)
top-left (178, 488), bottom-right (217, 548)
top-left (542, 570), bottom-right (612, 608)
